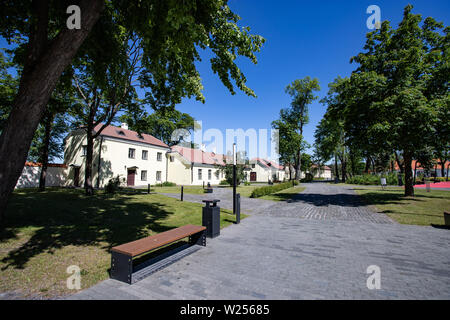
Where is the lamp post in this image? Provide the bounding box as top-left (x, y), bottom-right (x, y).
top-left (233, 143), bottom-right (237, 215)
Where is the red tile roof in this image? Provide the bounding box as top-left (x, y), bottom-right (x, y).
top-left (171, 146), bottom-right (227, 166)
top-left (311, 164), bottom-right (332, 170)
top-left (394, 159), bottom-right (449, 171)
top-left (24, 162), bottom-right (68, 168)
top-left (252, 158), bottom-right (284, 170)
top-left (94, 124), bottom-right (169, 148)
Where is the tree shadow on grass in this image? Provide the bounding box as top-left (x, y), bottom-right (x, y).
top-left (284, 192), bottom-right (374, 207)
top-left (0, 189), bottom-right (176, 270)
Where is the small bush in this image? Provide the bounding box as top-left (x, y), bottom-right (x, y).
top-left (219, 180), bottom-right (229, 186)
top-left (105, 175), bottom-right (122, 194)
top-left (424, 177), bottom-right (447, 183)
top-left (300, 173), bottom-right (314, 183)
top-left (244, 181), bottom-right (251, 186)
top-left (346, 173), bottom-right (403, 186)
top-left (155, 181), bottom-right (176, 187)
top-left (250, 181), bottom-right (297, 198)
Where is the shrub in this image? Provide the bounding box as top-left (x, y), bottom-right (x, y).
top-left (300, 173), bottom-right (314, 183)
top-left (244, 181), bottom-right (251, 186)
top-left (424, 177), bottom-right (447, 183)
top-left (155, 181), bottom-right (176, 187)
top-left (250, 181), bottom-right (297, 198)
top-left (346, 173), bottom-right (404, 186)
top-left (219, 180), bottom-right (229, 186)
top-left (105, 175), bottom-right (122, 194)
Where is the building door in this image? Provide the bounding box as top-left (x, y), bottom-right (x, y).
top-left (74, 167), bottom-right (80, 187)
top-left (250, 172), bottom-right (257, 182)
top-left (127, 169), bottom-right (135, 186)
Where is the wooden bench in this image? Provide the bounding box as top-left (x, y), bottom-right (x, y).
top-left (110, 225), bottom-right (206, 284)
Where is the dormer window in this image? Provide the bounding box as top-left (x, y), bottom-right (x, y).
top-left (117, 130), bottom-right (125, 136)
top-left (137, 134), bottom-right (144, 140)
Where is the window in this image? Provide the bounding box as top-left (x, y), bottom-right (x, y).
top-left (198, 169), bottom-right (202, 180)
top-left (82, 145), bottom-right (87, 156)
top-left (142, 150), bottom-right (148, 160)
top-left (141, 170), bottom-right (147, 181)
top-left (157, 152), bottom-right (162, 161)
top-left (251, 164), bottom-right (255, 168)
top-left (128, 148), bottom-right (135, 159)
top-left (215, 170), bottom-right (220, 179)
top-left (170, 156), bottom-right (174, 162)
top-left (156, 171), bottom-right (161, 181)
top-left (208, 169), bottom-right (212, 180)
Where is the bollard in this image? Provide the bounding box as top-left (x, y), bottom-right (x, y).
top-left (444, 211), bottom-right (450, 226)
top-left (148, 183), bottom-right (150, 194)
top-left (181, 186), bottom-right (184, 201)
top-left (202, 199), bottom-right (221, 238)
top-left (236, 193), bottom-right (240, 224)
top-left (426, 181), bottom-right (431, 192)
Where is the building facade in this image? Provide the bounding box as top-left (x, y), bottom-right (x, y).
top-left (64, 123), bottom-right (170, 188)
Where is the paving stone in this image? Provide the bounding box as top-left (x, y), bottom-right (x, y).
top-left (66, 183), bottom-right (450, 300)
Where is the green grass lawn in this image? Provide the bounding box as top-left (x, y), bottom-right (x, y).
top-left (353, 187), bottom-right (450, 226)
top-left (0, 188), bottom-right (243, 299)
top-left (259, 186), bottom-right (306, 201)
top-left (130, 185), bottom-right (205, 195)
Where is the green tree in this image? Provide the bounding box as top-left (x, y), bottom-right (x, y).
top-left (274, 77), bottom-right (320, 180)
top-left (0, 0), bottom-right (265, 223)
top-left (271, 117), bottom-right (302, 180)
top-left (121, 108), bottom-right (198, 146)
top-left (284, 77), bottom-right (320, 181)
top-left (332, 5), bottom-right (449, 195)
top-left (0, 50), bottom-right (18, 133)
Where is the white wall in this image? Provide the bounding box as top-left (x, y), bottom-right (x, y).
top-left (191, 164), bottom-right (224, 186)
top-left (15, 165), bottom-right (68, 188)
top-left (64, 132), bottom-right (169, 187)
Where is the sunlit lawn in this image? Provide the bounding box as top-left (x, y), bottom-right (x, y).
top-left (259, 186), bottom-right (306, 201)
top-left (353, 186), bottom-right (450, 226)
top-left (147, 185), bottom-right (205, 195)
top-left (0, 188), bottom-right (242, 299)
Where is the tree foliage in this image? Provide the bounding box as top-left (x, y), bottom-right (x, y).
top-left (317, 5), bottom-right (449, 195)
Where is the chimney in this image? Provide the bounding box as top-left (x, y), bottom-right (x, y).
top-left (121, 123), bottom-right (128, 130)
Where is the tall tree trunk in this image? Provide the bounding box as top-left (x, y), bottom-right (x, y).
top-left (413, 161), bottom-right (417, 185)
top-left (38, 112), bottom-right (54, 191)
top-left (294, 154), bottom-right (300, 180)
top-left (395, 152), bottom-right (404, 174)
top-left (296, 149), bottom-right (301, 181)
top-left (0, 0), bottom-right (104, 226)
top-left (334, 153), bottom-right (339, 181)
top-left (439, 159), bottom-right (446, 179)
top-left (85, 123), bottom-right (95, 196)
top-left (364, 156), bottom-right (370, 174)
top-left (404, 152), bottom-right (414, 197)
top-left (341, 158), bottom-right (347, 183)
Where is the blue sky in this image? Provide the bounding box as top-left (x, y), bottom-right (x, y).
top-left (168, 0), bottom-right (450, 159)
top-left (1, 1), bottom-right (449, 162)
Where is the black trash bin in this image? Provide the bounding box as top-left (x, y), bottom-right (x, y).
top-left (202, 199), bottom-right (221, 238)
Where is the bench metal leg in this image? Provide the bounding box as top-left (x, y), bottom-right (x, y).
top-left (189, 231), bottom-right (206, 247)
top-left (111, 251), bottom-right (132, 284)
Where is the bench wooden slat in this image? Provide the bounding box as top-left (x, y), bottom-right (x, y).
top-left (111, 224), bottom-right (206, 257)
